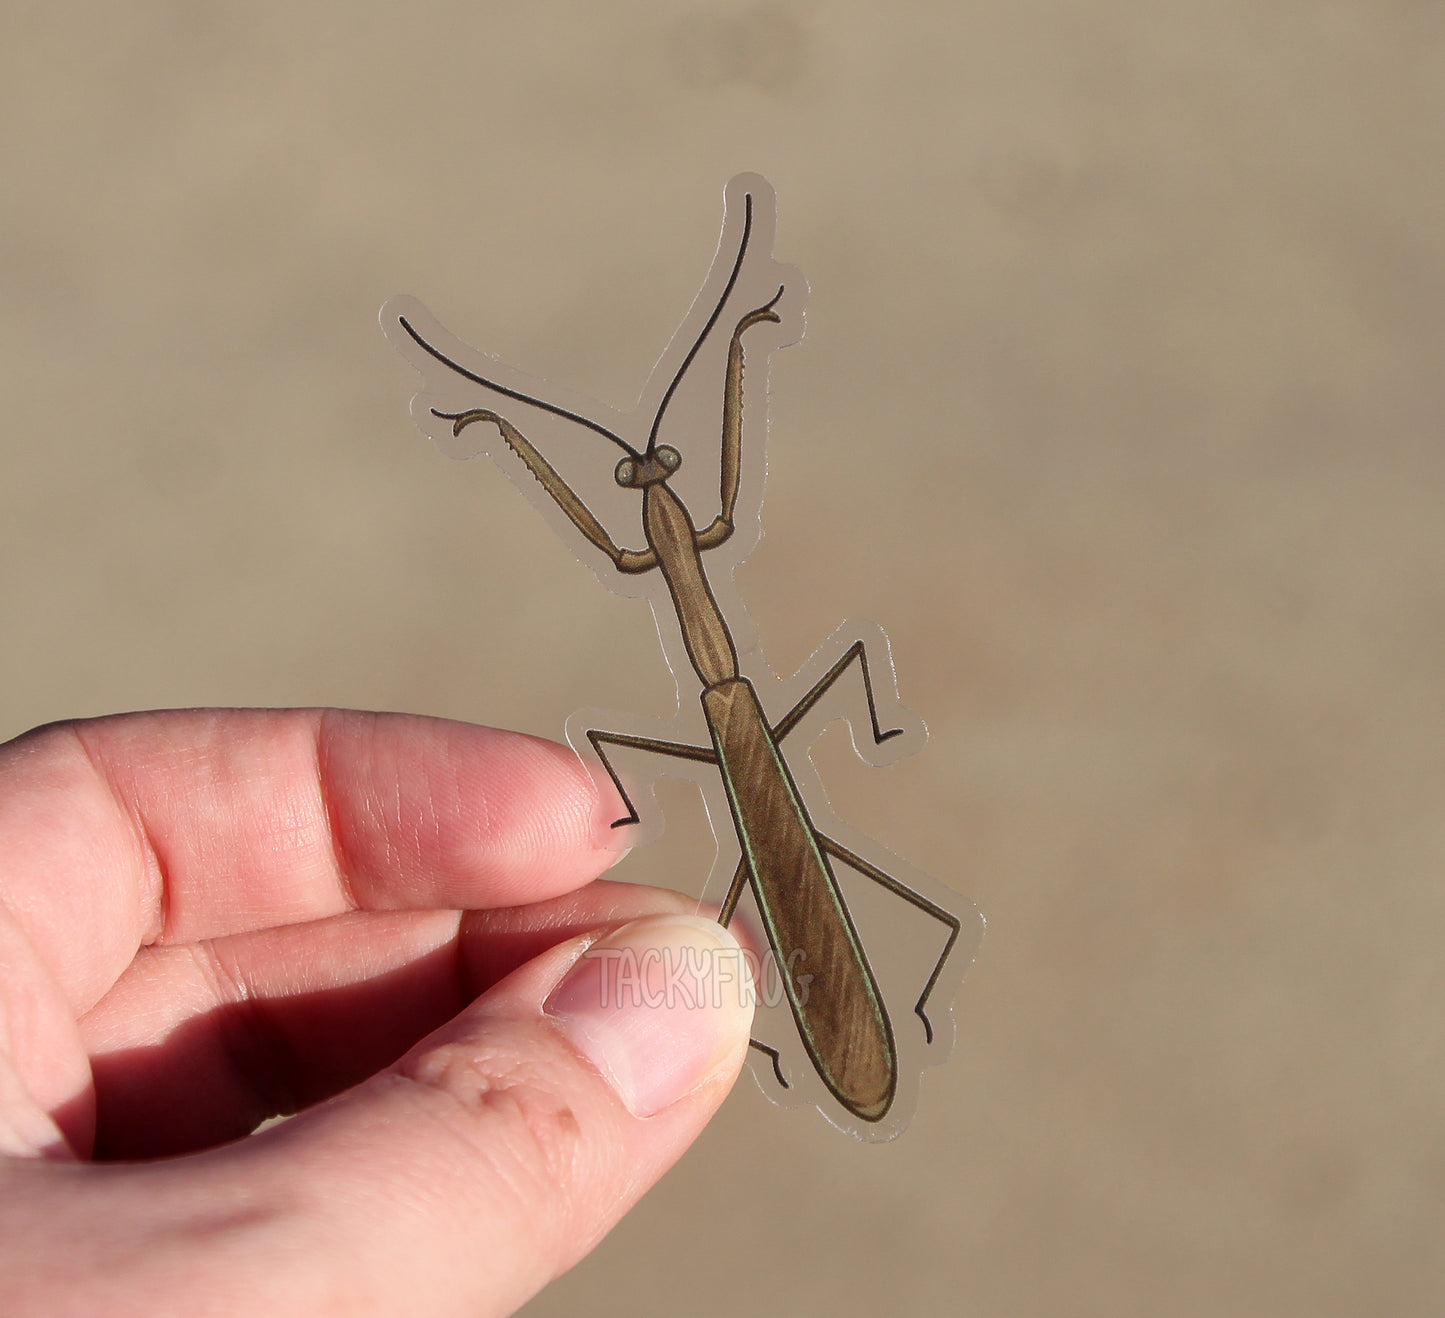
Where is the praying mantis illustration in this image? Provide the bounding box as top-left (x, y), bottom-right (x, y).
top-left (384, 174), bottom-right (982, 1139)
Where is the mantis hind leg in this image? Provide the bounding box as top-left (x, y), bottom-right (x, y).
top-left (717, 855), bottom-right (782, 1079)
top-left (749, 1039), bottom-right (791, 1090)
top-left (717, 854), bottom-right (750, 924)
top-left (584, 728), bottom-right (716, 828)
top-left (815, 833), bottom-right (961, 1047)
top-left (721, 827), bottom-right (955, 1088)
top-left (589, 731), bottom-right (784, 1081)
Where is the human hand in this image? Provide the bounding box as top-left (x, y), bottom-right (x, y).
top-left (0, 709), bottom-right (754, 1317)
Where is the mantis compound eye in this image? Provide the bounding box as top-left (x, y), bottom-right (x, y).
top-left (656, 445), bottom-right (682, 472)
top-left (615, 458), bottom-right (637, 486)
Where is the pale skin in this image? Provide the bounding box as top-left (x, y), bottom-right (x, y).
top-left (0, 708), bottom-right (755, 1317)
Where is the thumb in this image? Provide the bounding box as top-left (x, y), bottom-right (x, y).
top-left (233, 913), bottom-right (754, 1315)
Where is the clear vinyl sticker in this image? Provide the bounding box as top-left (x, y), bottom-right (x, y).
top-left (383, 174), bottom-right (983, 1141)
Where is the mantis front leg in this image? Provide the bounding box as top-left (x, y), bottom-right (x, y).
top-left (695, 289), bottom-right (785, 551)
top-left (436, 408), bottom-right (659, 574)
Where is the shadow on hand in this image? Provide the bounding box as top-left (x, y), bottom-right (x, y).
top-left (88, 883), bottom-right (689, 1160)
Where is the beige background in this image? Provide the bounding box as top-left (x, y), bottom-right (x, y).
top-left (4, 2), bottom-right (1443, 1314)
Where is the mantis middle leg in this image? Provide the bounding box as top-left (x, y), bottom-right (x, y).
top-left (715, 636), bottom-right (914, 922)
top-left (584, 727), bottom-right (716, 829)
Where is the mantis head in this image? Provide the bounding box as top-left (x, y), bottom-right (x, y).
top-left (615, 445), bottom-right (681, 489)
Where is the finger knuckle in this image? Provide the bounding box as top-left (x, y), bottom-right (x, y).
top-left (396, 1040), bottom-right (586, 1206)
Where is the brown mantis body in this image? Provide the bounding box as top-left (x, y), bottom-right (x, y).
top-left (387, 178), bottom-right (972, 1130)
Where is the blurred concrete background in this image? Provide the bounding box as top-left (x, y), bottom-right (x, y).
top-left (3, 2), bottom-right (1443, 1314)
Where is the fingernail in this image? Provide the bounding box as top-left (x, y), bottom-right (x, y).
top-left (544, 915), bottom-right (755, 1118)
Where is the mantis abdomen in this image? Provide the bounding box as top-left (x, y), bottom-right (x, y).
top-left (703, 676), bottom-right (897, 1121)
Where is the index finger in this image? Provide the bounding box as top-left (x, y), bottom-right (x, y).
top-left (0, 709), bottom-right (631, 1015)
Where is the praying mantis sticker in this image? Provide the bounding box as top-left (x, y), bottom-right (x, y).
top-left (383, 174), bottom-right (983, 1140)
